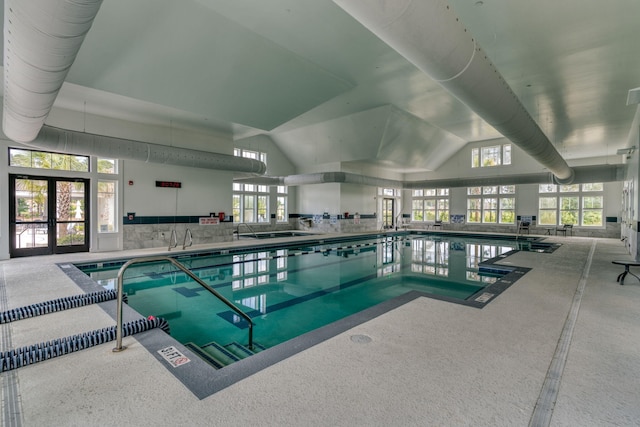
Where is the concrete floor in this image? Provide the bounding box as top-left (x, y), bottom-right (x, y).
top-left (1, 234), bottom-right (639, 426)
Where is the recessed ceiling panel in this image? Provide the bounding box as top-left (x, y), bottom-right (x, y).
top-left (378, 107), bottom-right (467, 171)
top-left (66, 0), bottom-right (353, 131)
top-left (271, 105), bottom-right (465, 171)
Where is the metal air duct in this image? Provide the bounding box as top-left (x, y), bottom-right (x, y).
top-left (3, 0), bottom-right (103, 143)
top-left (333, 0), bottom-right (575, 184)
top-left (234, 164), bottom-right (623, 188)
top-left (26, 126), bottom-right (266, 174)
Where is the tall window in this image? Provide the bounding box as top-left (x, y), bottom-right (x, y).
top-left (233, 183), bottom-right (269, 223)
top-left (538, 183), bottom-right (603, 226)
top-left (97, 157), bottom-right (117, 174)
top-left (97, 181), bottom-right (117, 232)
top-left (471, 144), bottom-right (512, 168)
top-left (411, 189), bottom-right (450, 222)
top-left (233, 149), bottom-right (269, 223)
top-left (276, 186), bottom-right (288, 223)
top-left (467, 185), bottom-right (515, 224)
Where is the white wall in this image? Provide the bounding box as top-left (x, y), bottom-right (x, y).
top-left (341, 183), bottom-right (377, 216)
top-left (299, 183), bottom-right (340, 215)
top-left (122, 160), bottom-right (234, 217)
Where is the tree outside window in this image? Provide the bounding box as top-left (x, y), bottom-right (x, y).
top-left (482, 146), bottom-right (501, 167)
top-left (539, 197), bottom-right (558, 225)
top-left (560, 197), bottom-right (579, 225)
top-left (276, 196), bottom-right (287, 222)
top-left (97, 180), bottom-right (117, 232)
top-left (232, 195), bottom-right (241, 223)
top-left (467, 186), bottom-right (515, 224)
top-left (471, 144), bottom-right (511, 168)
top-left (538, 183), bottom-right (604, 226)
top-left (243, 195), bottom-right (255, 222)
top-left (411, 188), bottom-right (450, 222)
top-left (499, 198), bottom-right (515, 224)
top-left (582, 196), bottom-right (603, 226)
top-left (483, 198), bottom-right (498, 223)
top-left (412, 199), bottom-right (424, 221)
top-left (467, 198), bottom-right (482, 223)
top-left (257, 195), bottom-right (268, 223)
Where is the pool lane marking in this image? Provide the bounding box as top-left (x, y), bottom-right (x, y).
top-left (528, 240), bottom-right (596, 427)
top-left (217, 273), bottom-right (380, 328)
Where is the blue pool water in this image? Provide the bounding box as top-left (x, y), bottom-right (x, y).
top-left (76, 233), bottom-right (538, 355)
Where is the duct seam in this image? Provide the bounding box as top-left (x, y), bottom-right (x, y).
top-left (434, 38), bottom-right (477, 83)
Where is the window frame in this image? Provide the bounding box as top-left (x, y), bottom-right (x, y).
top-left (411, 188), bottom-right (450, 222)
top-left (466, 185), bottom-right (516, 224)
top-left (276, 186), bottom-right (288, 224)
top-left (537, 183), bottom-right (604, 227)
top-left (471, 144), bottom-right (512, 168)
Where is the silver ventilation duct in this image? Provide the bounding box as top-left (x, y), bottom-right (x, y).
top-left (234, 164), bottom-right (623, 188)
top-left (3, 0), bottom-right (104, 143)
top-left (333, 0), bottom-right (575, 184)
top-left (26, 126), bottom-right (266, 174)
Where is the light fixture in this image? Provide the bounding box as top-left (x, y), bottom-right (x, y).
top-left (616, 146), bottom-right (636, 155)
top-left (627, 87), bottom-right (640, 106)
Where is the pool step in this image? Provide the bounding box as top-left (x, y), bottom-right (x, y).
top-left (184, 342), bottom-right (225, 369)
top-left (184, 341), bottom-right (267, 369)
top-left (224, 341), bottom-right (261, 359)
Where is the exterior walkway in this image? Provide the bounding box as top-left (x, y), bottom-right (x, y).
top-left (1, 235), bottom-right (639, 426)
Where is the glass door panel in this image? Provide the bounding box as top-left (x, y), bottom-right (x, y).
top-left (383, 198), bottom-right (394, 229)
top-left (13, 178), bottom-right (49, 252)
top-left (56, 181), bottom-right (87, 247)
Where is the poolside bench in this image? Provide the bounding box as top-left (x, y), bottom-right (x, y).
top-left (611, 260), bottom-right (640, 285)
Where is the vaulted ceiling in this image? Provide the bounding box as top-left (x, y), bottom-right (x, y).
top-left (3, 0), bottom-right (640, 174)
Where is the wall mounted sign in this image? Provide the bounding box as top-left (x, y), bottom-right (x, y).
top-left (155, 181), bottom-right (182, 188)
top-left (199, 217), bottom-right (219, 225)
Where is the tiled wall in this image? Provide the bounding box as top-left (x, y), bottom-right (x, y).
top-left (122, 215), bottom-right (621, 250)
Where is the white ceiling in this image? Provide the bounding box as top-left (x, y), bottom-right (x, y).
top-left (4, 0), bottom-right (640, 173)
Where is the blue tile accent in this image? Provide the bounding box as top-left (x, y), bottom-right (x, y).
top-left (173, 286), bottom-right (205, 298)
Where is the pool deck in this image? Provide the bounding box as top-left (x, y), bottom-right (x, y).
top-left (1, 233), bottom-right (639, 426)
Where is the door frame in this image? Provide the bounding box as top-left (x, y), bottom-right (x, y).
top-left (9, 174), bottom-right (90, 257)
top-left (382, 197), bottom-right (395, 229)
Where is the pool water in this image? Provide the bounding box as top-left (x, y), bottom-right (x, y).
top-left (77, 234), bottom-right (529, 353)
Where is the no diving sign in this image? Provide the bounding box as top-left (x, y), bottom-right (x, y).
top-left (158, 346), bottom-right (191, 368)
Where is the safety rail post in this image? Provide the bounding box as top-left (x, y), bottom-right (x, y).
top-left (235, 222), bottom-right (258, 240)
top-left (182, 228), bottom-right (193, 250)
top-left (113, 256), bottom-right (254, 352)
top-left (167, 229), bottom-right (178, 251)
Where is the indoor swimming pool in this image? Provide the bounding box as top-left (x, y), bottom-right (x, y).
top-left (73, 233), bottom-right (544, 368)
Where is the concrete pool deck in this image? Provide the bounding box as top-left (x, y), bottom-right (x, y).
top-left (1, 234), bottom-right (639, 426)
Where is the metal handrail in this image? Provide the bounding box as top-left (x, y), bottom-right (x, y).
top-left (113, 256), bottom-right (254, 352)
top-left (235, 222), bottom-right (258, 240)
top-left (182, 228), bottom-right (193, 250)
top-left (168, 229), bottom-right (178, 251)
top-left (395, 212), bottom-right (404, 230)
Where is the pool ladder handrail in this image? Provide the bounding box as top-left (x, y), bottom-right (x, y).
top-left (182, 228), bottom-right (193, 250)
top-left (235, 222), bottom-right (258, 240)
top-left (113, 256), bottom-right (254, 352)
top-left (168, 229), bottom-right (178, 251)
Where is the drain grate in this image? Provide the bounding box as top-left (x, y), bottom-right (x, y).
top-left (350, 334), bottom-right (372, 344)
